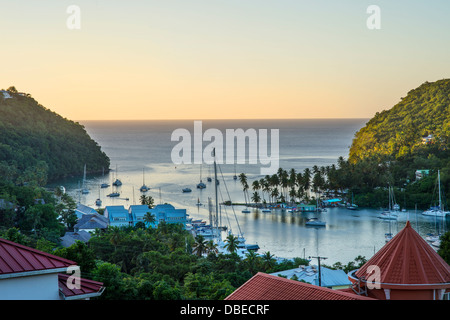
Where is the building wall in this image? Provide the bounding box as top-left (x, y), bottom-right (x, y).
top-left (0, 273), bottom-right (60, 300)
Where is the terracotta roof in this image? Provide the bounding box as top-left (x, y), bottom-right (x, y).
top-left (225, 272), bottom-right (374, 300)
top-left (0, 237), bottom-right (75, 276)
top-left (354, 221), bottom-right (450, 288)
top-left (58, 274), bottom-right (104, 300)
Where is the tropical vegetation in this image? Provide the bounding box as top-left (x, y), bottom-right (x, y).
top-left (237, 80), bottom-right (450, 210)
top-left (0, 86), bottom-right (110, 185)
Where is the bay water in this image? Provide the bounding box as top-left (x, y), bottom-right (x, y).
top-left (51, 119), bottom-right (448, 265)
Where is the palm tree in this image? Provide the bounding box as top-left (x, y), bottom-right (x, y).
top-left (303, 168), bottom-right (311, 194)
top-left (140, 195), bottom-right (155, 208)
top-left (252, 180), bottom-right (261, 193)
top-left (192, 235), bottom-right (207, 257)
top-left (262, 178), bottom-right (271, 206)
top-left (109, 226), bottom-right (122, 252)
top-left (271, 187), bottom-right (279, 204)
top-left (224, 234), bottom-right (239, 253)
top-left (261, 251), bottom-right (276, 272)
top-left (206, 240), bottom-right (218, 255)
top-left (143, 212), bottom-right (156, 228)
top-left (244, 250), bottom-right (260, 274)
top-left (251, 191), bottom-right (261, 206)
top-left (239, 173), bottom-right (250, 206)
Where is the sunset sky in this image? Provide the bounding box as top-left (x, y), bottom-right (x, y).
top-left (1, 0), bottom-right (450, 120)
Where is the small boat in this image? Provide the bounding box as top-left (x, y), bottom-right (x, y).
top-left (95, 187), bottom-right (102, 206)
top-left (242, 208), bottom-right (251, 213)
top-left (261, 209), bottom-right (271, 213)
top-left (431, 240), bottom-right (441, 248)
top-left (112, 165), bottom-right (122, 186)
top-left (197, 165), bottom-right (206, 189)
top-left (197, 180), bottom-right (206, 189)
top-left (107, 192), bottom-right (120, 197)
top-left (196, 198), bottom-right (202, 206)
top-left (422, 171), bottom-right (450, 217)
top-left (182, 188), bottom-right (192, 193)
top-left (379, 212), bottom-right (398, 220)
top-left (346, 193), bottom-right (358, 210)
top-left (378, 186), bottom-right (399, 220)
top-left (140, 168), bottom-right (150, 192)
top-left (422, 207), bottom-right (448, 217)
top-left (305, 218), bottom-right (326, 227)
top-left (426, 234), bottom-right (441, 242)
top-left (385, 232), bottom-right (393, 242)
top-left (101, 167), bottom-right (109, 188)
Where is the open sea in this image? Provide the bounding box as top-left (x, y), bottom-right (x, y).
top-left (49, 119), bottom-right (449, 265)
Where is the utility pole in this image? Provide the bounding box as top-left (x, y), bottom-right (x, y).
top-left (309, 256), bottom-right (327, 287)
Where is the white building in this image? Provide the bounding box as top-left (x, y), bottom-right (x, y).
top-left (0, 237), bottom-right (104, 300)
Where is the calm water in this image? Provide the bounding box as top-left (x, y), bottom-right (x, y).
top-left (50, 119), bottom-right (449, 265)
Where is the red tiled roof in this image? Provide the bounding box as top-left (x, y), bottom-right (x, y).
top-left (225, 272), bottom-right (374, 300)
top-left (0, 237), bottom-right (75, 275)
top-left (58, 274), bottom-right (104, 300)
top-left (355, 221), bottom-right (450, 288)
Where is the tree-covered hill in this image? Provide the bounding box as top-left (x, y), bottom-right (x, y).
top-left (0, 86), bottom-right (110, 185)
top-left (349, 79), bottom-right (450, 163)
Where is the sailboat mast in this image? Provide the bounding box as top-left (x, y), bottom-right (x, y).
top-left (213, 148), bottom-right (219, 229)
top-left (438, 170), bottom-right (442, 211)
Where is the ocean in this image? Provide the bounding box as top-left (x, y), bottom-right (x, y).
top-left (51, 119), bottom-right (448, 265)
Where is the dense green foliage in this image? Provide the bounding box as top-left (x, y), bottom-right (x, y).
top-left (240, 80), bottom-right (450, 210)
top-left (0, 86), bottom-right (110, 185)
top-left (349, 79), bottom-right (450, 163)
top-left (0, 179), bottom-right (78, 247)
top-left (79, 224), bottom-right (310, 300)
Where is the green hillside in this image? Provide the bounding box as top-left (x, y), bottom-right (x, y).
top-left (349, 79), bottom-right (450, 163)
top-left (0, 86), bottom-right (110, 185)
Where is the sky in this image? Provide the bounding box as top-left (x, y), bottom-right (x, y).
top-left (1, 0), bottom-right (450, 120)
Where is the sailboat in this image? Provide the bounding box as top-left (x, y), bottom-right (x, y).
top-left (112, 165), bottom-right (122, 186)
top-left (422, 170), bottom-right (450, 217)
top-left (305, 217), bottom-right (326, 227)
top-left (197, 164), bottom-right (206, 189)
top-left (95, 187), bottom-right (102, 206)
top-left (346, 193), bottom-right (358, 210)
top-left (81, 164), bottom-right (89, 194)
top-left (140, 168), bottom-right (150, 192)
top-left (210, 148), bottom-right (259, 255)
top-left (379, 186), bottom-right (399, 220)
top-left (107, 174), bottom-right (120, 197)
top-left (101, 167), bottom-right (109, 188)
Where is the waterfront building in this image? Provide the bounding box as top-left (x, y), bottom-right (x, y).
top-left (104, 203), bottom-right (188, 228)
top-left (149, 204), bottom-right (188, 228)
top-left (104, 205), bottom-right (132, 228)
